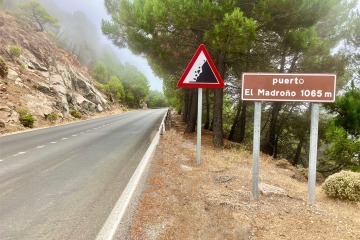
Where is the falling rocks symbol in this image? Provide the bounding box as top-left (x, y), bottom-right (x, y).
top-left (193, 60), bottom-right (218, 83)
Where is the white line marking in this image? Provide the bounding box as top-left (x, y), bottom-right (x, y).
top-left (0, 160), bottom-right (4, 162)
top-left (36, 145), bottom-right (45, 149)
top-left (13, 152), bottom-right (26, 157)
top-left (51, 142), bottom-right (57, 144)
top-left (96, 117), bottom-right (164, 240)
top-left (61, 138), bottom-right (68, 140)
top-left (86, 130), bottom-right (91, 132)
top-left (72, 135), bottom-right (78, 137)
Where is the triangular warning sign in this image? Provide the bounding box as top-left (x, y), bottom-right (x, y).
top-left (177, 44), bottom-right (224, 88)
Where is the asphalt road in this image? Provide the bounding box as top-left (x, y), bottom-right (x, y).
top-left (0, 109), bottom-right (167, 240)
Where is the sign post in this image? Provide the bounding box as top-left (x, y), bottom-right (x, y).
top-left (308, 103), bottom-right (319, 204)
top-left (177, 44), bottom-right (224, 165)
top-left (242, 73), bottom-right (336, 203)
top-left (252, 101), bottom-right (261, 200)
top-left (196, 88), bottom-right (203, 165)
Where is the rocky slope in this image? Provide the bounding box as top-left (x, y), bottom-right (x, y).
top-left (0, 11), bottom-right (108, 133)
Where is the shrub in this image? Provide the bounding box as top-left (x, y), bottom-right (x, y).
top-left (9, 45), bottom-right (22, 57)
top-left (0, 56), bottom-right (8, 78)
top-left (70, 109), bottom-right (82, 119)
top-left (18, 109), bottom-right (29, 117)
top-left (322, 170), bottom-right (360, 202)
top-left (18, 109), bottom-right (35, 128)
top-left (47, 112), bottom-right (58, 123)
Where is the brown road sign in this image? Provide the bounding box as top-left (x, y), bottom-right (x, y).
top-left (241, 73), bottom-right (336, 102)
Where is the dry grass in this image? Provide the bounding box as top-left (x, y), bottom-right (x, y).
top-left (129, 114), bottom-right (360, 240)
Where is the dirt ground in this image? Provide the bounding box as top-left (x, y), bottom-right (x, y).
top-left (129, 114), bottom-right (360, 240)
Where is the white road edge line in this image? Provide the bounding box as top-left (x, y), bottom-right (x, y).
top-left (13, 152), bottom-right (26, 157)
top-left (96, 111), bottom-right (167, 240)
top-left (36, 145), bottom-right (45, 149)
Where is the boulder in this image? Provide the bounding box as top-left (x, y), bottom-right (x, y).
top-left (259, 183), bottom-right (286, 196)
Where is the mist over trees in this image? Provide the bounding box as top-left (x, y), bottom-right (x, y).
top-left (0, 0), bottom-right (167, 109)
top-left (103, 0), bottom-right (360, 174)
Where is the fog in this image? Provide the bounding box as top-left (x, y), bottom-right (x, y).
top-left (52, 0), bottom-right (163, 92)
top-left (2, 0), bottom-right (163, 91)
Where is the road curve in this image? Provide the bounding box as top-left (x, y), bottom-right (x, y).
top-left (0, 109), bottom-right (167, 240)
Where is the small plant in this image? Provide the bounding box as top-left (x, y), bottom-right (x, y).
top-left (0, 56), bottom-right (8, 78)
top-left (322, 170), bottom-right (360, 202)
top-left (47, 31), bottom-right (56, 39)
top-left (18, 109), bottom-right (28, 117)
top-left (20, 63), bottom-right (26, 70)
top-left (70, 109), bottom-right (82, 119)
top-left (18, 109), bottom-right (35, 128)
top-left (9, 45), bottom-right (22, 58)
top-left (47, 112), bottom-right (58, 123)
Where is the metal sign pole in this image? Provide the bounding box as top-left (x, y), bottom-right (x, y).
top-left (308, 103), bottom-right (319, 205)
top-left (252, 101), bottom-right (261, 200)
top-left (196, 88), bottom-right (203, 165)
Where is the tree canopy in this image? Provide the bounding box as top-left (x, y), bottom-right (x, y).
top-left (18, 1), bottom-right (58, 32)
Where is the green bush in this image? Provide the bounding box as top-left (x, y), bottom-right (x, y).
top-left (47, 112), bottom-right (58, 123)
top-left (18, 109), bottom-right (35, 128)
top-left (322, 171), bottom-right (360, 202)
top-left (70, 109), bottom-right (82, 119)
top-left (18, 109), bottom-right (29, 117)
top-left (9, 45), bottom-right (22, 57)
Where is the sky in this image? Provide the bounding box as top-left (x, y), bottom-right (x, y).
top-left (52, 0), bottom-right (163, 92)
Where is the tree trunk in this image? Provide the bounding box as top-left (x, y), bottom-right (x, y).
top-left (212, 54), bottom-right (226, 148)
top-left (261, 102), bottom-right (283, 156)
top-left (228, 100), bottom-right (242, 141)
top-left (182, 89), bottom-right (190, 122)
top-left (185, 89), bottom-right (197, 133)
top-left (293, 138), bottom-right (304, 166)
top-left (212, 88), bottom-right (224, 147)
top-left (236, 101), bottom-right (248, 143)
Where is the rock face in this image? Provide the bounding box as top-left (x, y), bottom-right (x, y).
top-left (0, 12), bottom-right (107, 128)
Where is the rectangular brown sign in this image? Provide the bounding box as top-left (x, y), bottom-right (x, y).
top-left (241, 73), bottom-right (336, 102)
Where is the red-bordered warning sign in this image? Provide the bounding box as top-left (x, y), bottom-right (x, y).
top-left (177, 44), bottom-right (224, 88)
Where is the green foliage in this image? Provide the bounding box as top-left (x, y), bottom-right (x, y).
top-left (47, 112), bottom-right (58, 123)
top-left (9, 45), bottom-right (21, 57)
top-left (69, 109), bottom-right (82, 119)
top-left (18, 109), bottom-right (29, 117)
top-left (323, 83), bottom-right (360, 170)
top-left (147, 90), bottom-right (168, 108)
top-left (325, 124), bottom-right (360, 167)
top-left (326, 82), bottom-right (360, 137)
top-left (47, 31), bottom-right (56, 39)
top-left (18, 109), bottom-right (35, 128)
top-left (18, 1), bottom-right (58, 32)
top-left (95, 83), bottom-right (106, 91)
top-left (105, 75), bottom-right (125, 102)
top-left (103, 0), bottom-right (354, 151)
top-left (122, 71), bottom-right (150, 108)
top-left (20, 63), bottom-right (26, 70)
top-left (91, 62), bottom-right (108, 84)
top-left (322, 171), bottom-right (360, 202)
